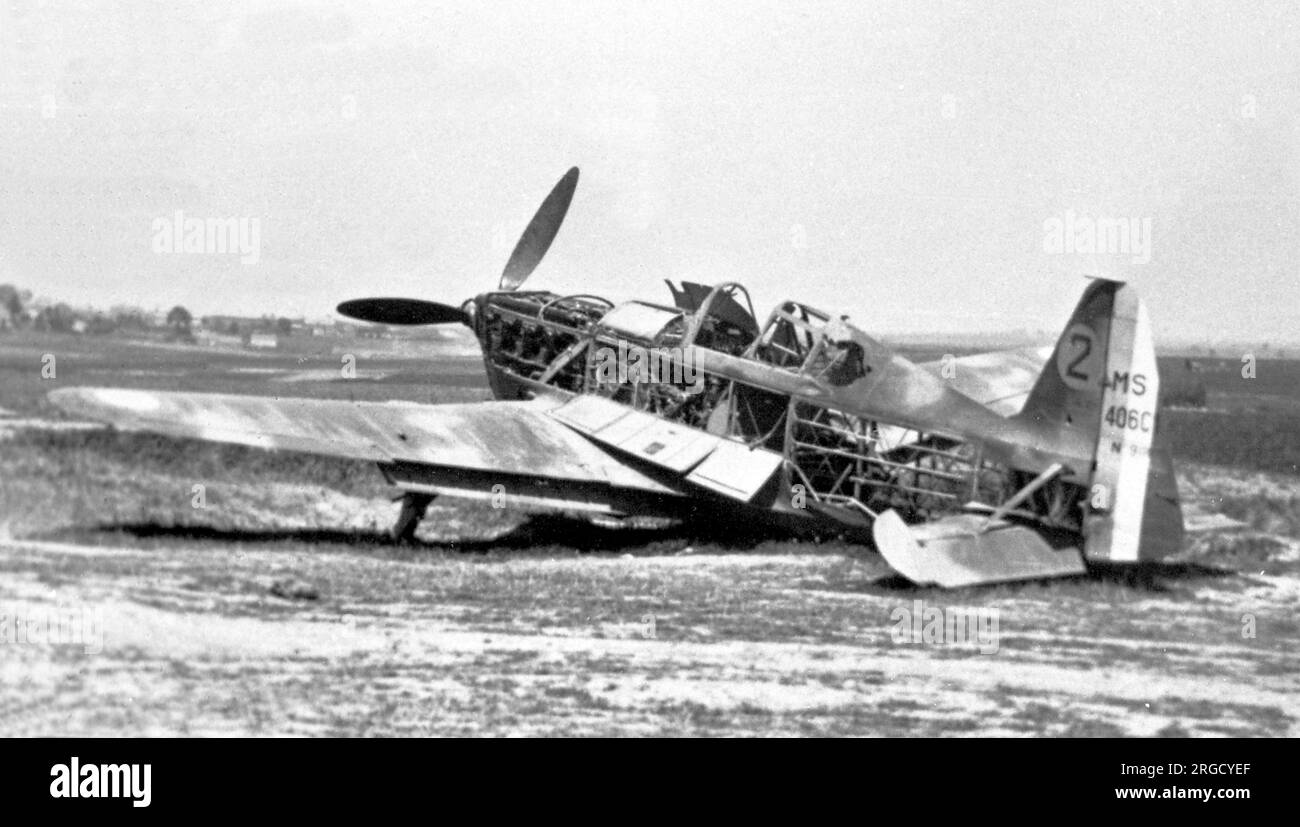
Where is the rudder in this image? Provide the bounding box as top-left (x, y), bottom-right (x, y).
top-left (1018, 279), bottom-right (1183, 563)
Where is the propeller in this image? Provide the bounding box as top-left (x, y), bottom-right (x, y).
top-left (335, 297), bottom-right (468, 326)
top-left (336, 167), bottom-right (579, 326)
top-left (499, 166), bottom-right (579, 291)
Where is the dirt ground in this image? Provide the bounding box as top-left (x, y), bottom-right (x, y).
top-left (0, 335), bottom-right (1297, 736)
top-left (2, 456), bottom-right (1297, 736)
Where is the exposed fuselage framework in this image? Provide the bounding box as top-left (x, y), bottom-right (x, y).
top-left (454, 283), bottom-right (1085, 537)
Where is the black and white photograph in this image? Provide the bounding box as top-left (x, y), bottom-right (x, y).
top-left (0, 0), bottom-right (1296, 764)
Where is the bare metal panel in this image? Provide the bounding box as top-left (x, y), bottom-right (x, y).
top-left (614, 417), bottom-right (717, 472)
top-left (596, 302), bottom-right (683, 341)
top-left (551, 394), bottom-right (717, 473)
top-left (593, 404), bottom-right (661, 446)
top-left (549, 393), bottom-right (632, 434)
top-left (686, 438), bottom-right (783, 501)
top-left (553, 394), bottom-right (783, 494)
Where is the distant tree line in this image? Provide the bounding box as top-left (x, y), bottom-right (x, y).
top-left (0, 283), bottom-right (298, 344)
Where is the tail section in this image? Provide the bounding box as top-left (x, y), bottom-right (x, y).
top-left (1020, 278), bottom-right (1183, 563)
top-left (1018, 279), bottom-right (1115, 453)
top-left (871, 278), bottom-right (1185, 588)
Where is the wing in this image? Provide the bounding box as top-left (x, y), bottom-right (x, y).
top-left (918, 345), bottom-right (1052, 416)
top-left (47, 387), bottom-right (677, 495)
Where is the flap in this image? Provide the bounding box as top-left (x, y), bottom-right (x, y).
top-left (685, 437), bottom-right (783, 501)
top-left (552, 394), bottom-right (782, 499)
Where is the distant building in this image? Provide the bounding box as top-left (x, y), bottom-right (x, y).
top-left (247, 332), bottom-right (278, 349)
top-left (195, 330), bottom-right (242, 348)
top-left (201, 315), bottom-right (261, 335)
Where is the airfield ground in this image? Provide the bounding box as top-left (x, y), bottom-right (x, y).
top-left (1, 332), bottom-right (1297, 736)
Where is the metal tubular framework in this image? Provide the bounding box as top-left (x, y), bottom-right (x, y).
top-left (475, 286), bottom-right (1087, 533)
top-left (784, 400), bottom-right (1012, 522)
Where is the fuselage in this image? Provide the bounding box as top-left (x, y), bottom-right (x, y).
top-left (461, 282), bottom-right (1093, 537)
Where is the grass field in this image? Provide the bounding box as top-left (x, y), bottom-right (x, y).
top-left (1157, 357), bottom-right (1300, 476)
top-left (1, 331), bottom-right (1297, 736)
top-left (0, 329), bottom-right (490, 415)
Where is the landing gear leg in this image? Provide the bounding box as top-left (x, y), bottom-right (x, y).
top-left (392, 492), bottom-right (436, 543)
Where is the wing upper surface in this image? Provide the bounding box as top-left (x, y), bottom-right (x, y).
top-left (48, 387), bottom-right (676, 493)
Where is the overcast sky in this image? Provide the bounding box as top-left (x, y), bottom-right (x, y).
top-left (1, 0), bottom-right (1296, 345)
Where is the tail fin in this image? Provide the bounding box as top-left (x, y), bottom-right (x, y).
top-left (1019, 279), bottom-right (1183, 563)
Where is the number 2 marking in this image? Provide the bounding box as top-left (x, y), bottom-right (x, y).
top-left (1065, 333), bottom-right (1091, 382)
top-left (1056, 324), bottom-right (1097, 391)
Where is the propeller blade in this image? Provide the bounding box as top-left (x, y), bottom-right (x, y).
top-left (499, 166), bottom-right (579, 291)
top-left (336, 298), bottom-right (469, 326)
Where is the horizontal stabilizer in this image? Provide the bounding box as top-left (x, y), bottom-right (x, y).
top-left (872, 510), bottom-right (1086, 588)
